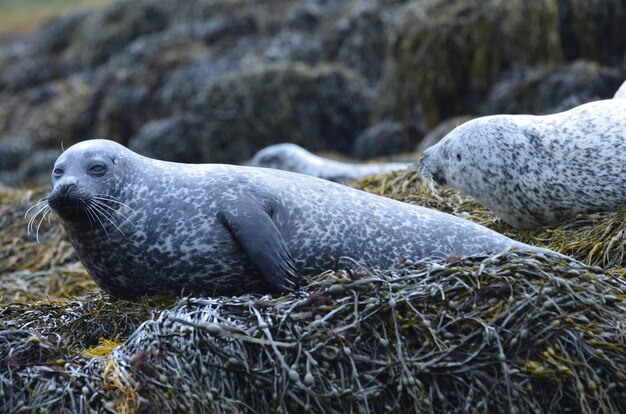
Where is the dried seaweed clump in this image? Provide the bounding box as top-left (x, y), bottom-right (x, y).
top-left (0, 185), bottom-right (94, 303)
top-left (2, 252), bottom-right (626, 413)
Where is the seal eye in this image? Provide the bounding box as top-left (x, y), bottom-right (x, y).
top-left (89, 164), bottom-right (107, 177)
top-left (456, 154), bottom-right (462, 161)
top-left (53, 168), bottom-right (63, 177)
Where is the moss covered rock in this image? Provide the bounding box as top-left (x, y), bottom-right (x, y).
top-left (485, 60), bottom-right (624, 115)
top-left (0, 77), bottom-right (93, 147)
top-left (353, 119), bottom-right (418, 159)
top-left (131, 62), bottom-right (371, 163)
top-left (558, 0), bottom-right (626, 65)
top-left (384, 0), bottom-right (563, 127)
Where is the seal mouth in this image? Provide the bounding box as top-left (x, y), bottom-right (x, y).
top-left (48, 183), bottom-right (91, 220)
top-left (48, 193), bottom-right (89, 218)
top-left (419, 153), bottom-right (447, 186)
top-left (431, 170), bottom-right (447, 186)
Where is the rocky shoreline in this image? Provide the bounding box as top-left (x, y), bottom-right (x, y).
top-left (1, 0), bottom-right (624, 185)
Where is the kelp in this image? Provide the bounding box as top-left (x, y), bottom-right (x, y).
top-left (2, 253), bottom-right (626, 412)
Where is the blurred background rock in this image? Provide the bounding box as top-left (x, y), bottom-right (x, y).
top-left (0, 0), bottom-right (624, 186)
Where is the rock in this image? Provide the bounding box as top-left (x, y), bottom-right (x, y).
top-left (16, 149), bottom-right (61, 186)
top-left (0, 136), bottom-right (35, 171)
top-left (382, 0), bottom-right (562, 127)
top-left (129, 115), bottom-right (206, 163)
top-left (86, 8), bottom-right (274, 142)
top-left (264, 30), bottom-right (325, 64)
top-left (558, 0), bottom-right (626, 66)
top-left (182, 62), bottom-right (370, 163)
top-left (0, 54), bottom-right (57, 94)
top-left (130, 62), bottom-right (372, 164)
top-left (0, 137), bottom-right (59, 186)
top-left (324, 2), bottom-right (389, 82)
top-left (0, 77), bottom-right (93, 148)
top-left (353, 120), bottom-right (418, 159)
top-left (416, 115), bottom-right (473, 152)
top-left (32, 9), bottom-right (89, 55)
top-left (614, 80), bottom-right (626, 99)
top-left (62, 0), bottom-right (178, 67)
top-left (485, 60), bottom-right (624, 115)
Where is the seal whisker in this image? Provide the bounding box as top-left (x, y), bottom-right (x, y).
top-left (419, 168), bottom-right (439, 197)
top-left (25, 197), bottom-right (49, 220)
top-left (26, 200), bottom-right (49, 230)
top-left (88, 200), bottom-right (126, 237)
top-left (35, 206), bottom-right (51, 244)
top-left (27, 203), bottom-right (50, 235)
top-left (91, 198), bottom-right (137, 228)
top-left (92, 195), bottom-right (136, 213)
top-left (83, 201), bottom-right (110, 238)
top-left (81, 200), bottom-right (98, 228)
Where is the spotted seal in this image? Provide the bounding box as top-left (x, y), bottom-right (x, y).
top-left (419, 99), bottom-right (626, 229)
top-left (34, 139), bottom-right (559, 298)
top-left (248, 143), bottom-right (412, 183)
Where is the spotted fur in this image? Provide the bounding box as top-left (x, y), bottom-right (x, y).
top-left (49, 139), bottom-right (555, 298)
top-left (419, 99), bottom-right (626, 229)
top-left (248, 143), bottom-right (412, 183)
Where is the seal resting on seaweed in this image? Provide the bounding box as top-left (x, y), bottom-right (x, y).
top-left (247, 142), bottom-right (411, 183)
top-left (35, 139), bottom-right (558, 298)
top-left (419, 99), bottom-right (626, 229)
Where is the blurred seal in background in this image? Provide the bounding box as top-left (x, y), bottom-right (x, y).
top-left (248, 143), bottom-right (412, 183)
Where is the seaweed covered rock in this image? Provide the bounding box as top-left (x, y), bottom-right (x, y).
top-left (128, 115), bottom-right (206, 163)
top-left (3, 253), bottom-right (626, 412)
top-left (485, 60), bottom-right (625, 115)
top-left (558, 0), bottom-right (626, 66)
top-left (353, 119), bottom-right (418, 159)
top-left (131, 63), bottom-right (371, 163)
top-left (0, 77), bottom-right (93, 147)
top-left (324, 2), bottom-right (389, 83)
top-left (0, 185), bottom-right (84, 303)
top-left (384, 0), bottom-right (562, 127)
top-left (61, 0), bottom-right (178, 68)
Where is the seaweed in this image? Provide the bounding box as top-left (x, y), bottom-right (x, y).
top-left (3, 174), bottom-right (626, 412)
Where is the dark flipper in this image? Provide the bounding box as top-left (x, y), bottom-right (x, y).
top-left (218, 202), bottom-right (298, 292)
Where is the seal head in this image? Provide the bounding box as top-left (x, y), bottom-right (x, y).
top-left (49, 140), bottom-right (125, 226)
top-left (420, 100), bottom-right (626, 229)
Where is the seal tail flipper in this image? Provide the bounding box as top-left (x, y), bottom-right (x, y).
top-left (218, 203), bottom-right (298, 292)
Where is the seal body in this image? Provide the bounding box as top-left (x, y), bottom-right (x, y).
top-left (248, 143), bottom-right (411, 183)
top-left (419, 99), bottom-right (626, 229)
top-left (48, 140), bottom-right (554, 298)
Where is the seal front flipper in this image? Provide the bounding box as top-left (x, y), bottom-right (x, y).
top-left (218, 203), bottom-right (298, 292)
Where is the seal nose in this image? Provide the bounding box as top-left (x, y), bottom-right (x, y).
top-left (60, 182), bottom-right (76, 195)
top-left (432, 170), bottom-right (447, 186)
top-left (56, 177), bottom-right (78, 196)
